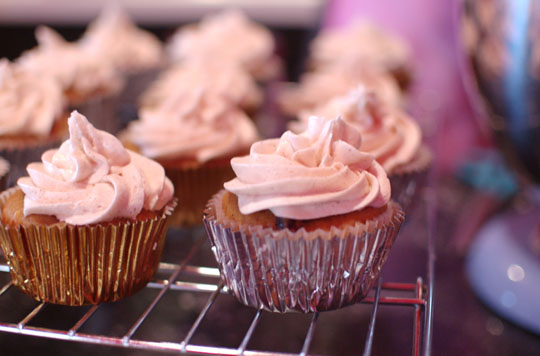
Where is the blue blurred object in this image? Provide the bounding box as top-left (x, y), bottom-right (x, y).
top-left (457, 149), bottom-right (518, 200)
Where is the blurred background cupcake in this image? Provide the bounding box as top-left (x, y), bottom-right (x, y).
top-left (16, 25), bottom-right (124, 133)
top-left (79, 5), bottom-right (165, 126)
top-left (0, 58), bottom-right (68, 186)
top-left (122, 85), bottom-right (258, 227)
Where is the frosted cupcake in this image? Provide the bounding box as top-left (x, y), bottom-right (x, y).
top-left (123, 88), bottom-right (258, 226)
top-left (80, 6), bottom-right (165, 124)
top-left (290, 86), bottom-right (431, 209)
top-left (0, 111), bottom-right (175, 305)
top-left (17, 26), bottom-right (124, 132)
top-left (309, 21), bottom-right (412, 88)
top-left (167, 10), bottom-right (281, 81)
top-left (0, 58), bottom-right (68, 186)
top-left (139, 59), bottom-right (262, 117)
top-left (204, 116), bottom-right (404, 312)
top-left (278, 65), bottom-right (403, 118)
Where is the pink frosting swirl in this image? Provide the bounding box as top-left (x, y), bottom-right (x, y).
top-left (292, 86), bottom-right (421, 173)
top-left (139, 60), bottom-right (261, 112)
top-left (126, 88), bottom-right (258, 163)
top-left (167, 10), bottom-right (277, 79)
top-left (17, 111), bottom-right (173, 225)
top-left (225, 116), bottom-right (390, 220)
top-left (0, 59), bottom-right (65, 136)
top-left (310, 21), bottom-right (411, 73)
top-left (80, 6), bottom-right (164, 73)
top-left (279, 65), bottom-right (403, 117)
top-left (17, 26), bottom-right (123, 98)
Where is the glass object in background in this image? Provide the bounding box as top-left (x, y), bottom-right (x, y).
top-left (459, 0), bottom-right (540, 334)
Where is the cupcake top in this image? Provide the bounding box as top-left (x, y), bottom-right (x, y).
top-left (125, 88), bottom-right (258, 163)
top-left (167, 10), bottom-right (277, 80)
top-left (224, 116), bottom-right (391, 220)
top-left (309, 21), bottom-right (411, 73)
top-left (279, 65), bottom-right (402, 117)
top-left (292, 86), bottom-right (421, 173)
top-left (17, 26), bottom-right (123, 100)
top-left (80, 6), bottom-right (164, 73)
top-left (139, 60), bottom-right (262, 112)
top-left (17, 111), bottom-right (173, 225)
top-left (0, 59), bottom-right (65, 137)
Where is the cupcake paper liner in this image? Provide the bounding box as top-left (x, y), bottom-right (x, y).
top-left (389, 145), bottom-right (432, 212)
top-left (0, 187), bottom-right (177, 306)
top-left (117, 68), bottom-right (163, 130)
top-left (0, 140), bottom-right (63, 188)
top-left (165, 163), bottom-right (235, 227)
top-left (203, 193), bottom-right (405, 313)
top-left (389, 169), bottom-right (426, 212)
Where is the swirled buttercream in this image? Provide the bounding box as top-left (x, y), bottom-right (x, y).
top-left (224, 116), bottom-right (391, 220)
top-left (0, 59), bottom-right (65, 136)
top-left (167, 10), bottom-right (276, 79)
top-left (279, 65), bottom-right (402, 117)
top-left (139, 60), bottom-right (261, 111)
top-left (126, 88), bottom-right (258, 163)
top-left (17, 111), bottom-right (173, 225)
top-left (292, 86), bottom-right (421, 173)
top-left (310, 21), bottom-right (411, 73)
top-left (17, 26), bottom-right (123, 98)
top-left (80, 6), bottom-right (163, 72)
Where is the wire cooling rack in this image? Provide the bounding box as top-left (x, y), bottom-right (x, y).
top-left (0, 189), bottom-right (436, 356)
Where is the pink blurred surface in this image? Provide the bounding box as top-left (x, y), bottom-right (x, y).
top-left (324, 0), bottom-right (491, 172)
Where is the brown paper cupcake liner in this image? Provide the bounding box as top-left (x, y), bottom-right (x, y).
top-left (203, 192), bottom-right (405, 313)
top-left (165, 163), bottom-right (235, 227)
top-left (0, 187), bottom-right (177, 306)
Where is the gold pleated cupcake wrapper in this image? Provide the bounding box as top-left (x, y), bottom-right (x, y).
top-left (0, 187), bottom-right (177, 306)
top-left (203, 191), bottom-right (405, 313)
top-left (165, 163), bottom-right (235, 227)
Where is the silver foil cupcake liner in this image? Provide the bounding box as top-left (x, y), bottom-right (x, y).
top-left (389, 145), bottom-right (432, 212)
top-left (389, 169), bottom-right (427, 212)
top-left (203, 194), bottom-right (405, 313)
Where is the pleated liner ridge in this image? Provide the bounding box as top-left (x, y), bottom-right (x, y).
top-left (203, 191), bottom-right (405, 313)
top-left (0, 187), bottom-right (177, 306)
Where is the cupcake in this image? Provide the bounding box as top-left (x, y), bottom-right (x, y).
top-left (278, 65), bottom-right (403, 119)
top-left (79, 6), bottom-right (165, 125)
top-left (122, 88), bottom-right (258, 226)
top-left (0, 58), bottom-right (68, 186)
top-left (0, 111), bottom-right (175, 305)
top-left (290, 86), bottom-right (431, 209)
top-left (308, 21), bottom-right (412, 89)
top-left (204, 116), bottom-right (405, 313)
top-left (17, 26), bottom-right (124, 132)
top-left (167, 10), bottom-right (281, 82)
top-left (139, 59), bottom-right (262, 117)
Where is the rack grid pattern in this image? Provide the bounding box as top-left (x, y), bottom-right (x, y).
top-left (0, 190), bottom-right (436, 356)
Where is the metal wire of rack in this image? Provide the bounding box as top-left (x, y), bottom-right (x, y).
top-left (0, 189), bottom-right (436, 356)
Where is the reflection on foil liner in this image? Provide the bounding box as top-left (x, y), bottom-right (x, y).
top-left (0, 187), bottom-right (177, 306)
top-left (203, 195), bottom-right (404, 313)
